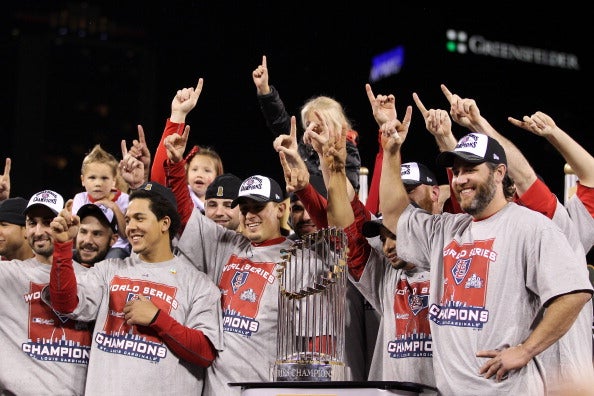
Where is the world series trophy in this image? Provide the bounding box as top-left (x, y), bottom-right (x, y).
top-left (273, 227), bottom-right (348, 382)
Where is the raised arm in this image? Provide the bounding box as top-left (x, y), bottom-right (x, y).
top-left (276, 116), bottom-right (328, 229)
top-left (442, 84), bottom-right (537, 195)
top-left (49, 200), bottom-right (81, 314)
top-left (412, 91), bottom-right (457, 152)
top-left (364, 84), bottom-right (398, 215)
top-left (508, 111), bottom-right (594, 187)
top-left (124, 125), bottom-right (151, 183)
top-left (378, 100), bottom-right (413, 233)
top-left (322, 109), bottom-right (373, 282)
top-left (320, 112), bottom-right (354, 228)
top-left (252, 55), bottom-right (292, 137)
top-left (120, 138), bottom-right (146, 190)
top-left (151, 78), bottom-right (204, 184)
top-left (275, 117), bottom-right (310, 195)
top-left (163, 125), bottom-right (195, 230)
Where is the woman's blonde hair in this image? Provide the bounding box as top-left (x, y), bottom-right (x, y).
top-left (300, 96), bottom-right (352, 133)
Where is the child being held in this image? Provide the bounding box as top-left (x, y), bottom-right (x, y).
top-left (71, 144), bottom-right (130, 258)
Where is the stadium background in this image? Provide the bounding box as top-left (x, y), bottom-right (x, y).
top-left (1, 2), bottom-right (591, 257)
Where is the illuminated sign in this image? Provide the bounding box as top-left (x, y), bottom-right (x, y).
top-left (369, 45), bottom-right (405, 82)
top-left (446, 29), bottom-right (579, 70)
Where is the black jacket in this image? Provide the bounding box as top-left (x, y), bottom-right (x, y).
top-left (257, 85), bottom-right (361, 191)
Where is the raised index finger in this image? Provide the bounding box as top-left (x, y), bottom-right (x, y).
top-left (412, 92), bottom-right (428, 116)
top-left (137, 125), bottom-right (146, 145)
top-left (289, 116), bottom-right (297, 142)
top-left (2, 158), bottom-right (11, 177)
top-left (193, 78), bottom-right (204, 99)
top-left (262, 55), bottom-right (267, 68)
top-left (440, 84), bottom-right (454, 104)
top-left (120, 140), bottom-right (129, 158)
top-left (365, 84), bottom-right (376, 105)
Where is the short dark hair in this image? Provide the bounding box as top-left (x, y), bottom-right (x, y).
top-left (485, 162), bottom-right (515, 199)
top-left (129, 189), bottom-right (181, 242)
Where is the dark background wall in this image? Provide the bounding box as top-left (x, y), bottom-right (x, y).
top-left (1, 3), bottom-right (592, 256)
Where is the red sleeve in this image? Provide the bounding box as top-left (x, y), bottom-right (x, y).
top-left (151, 119), bottom-right (185, 184)
top-left (364, 131), bottom-right (382, 215)
top-left (343, 221), bottom-right (371, 281)
top-left (351, 195), bottom-right (372, 233)
top-left (514, 178), bottom-right (557, 219)
top-left (150, 310), bottom-right (216, 367)
top-left (49, 240), bottom-right (79, 313)
top-left (164, 159), bottom-right (194, 230)
top-left (296, 183), bottom-right (328, 229)
top-left (577, 182), bottom-right (594, 217)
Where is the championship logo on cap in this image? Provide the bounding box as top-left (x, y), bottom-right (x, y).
top-left (231, 175), bottom-right (284, 208)
top-left (24, 190), bottom-right (65, 216)
top-left (436, 133), bottom-right (507, 168)
top-left (401, 162), bottom-right (438, 187)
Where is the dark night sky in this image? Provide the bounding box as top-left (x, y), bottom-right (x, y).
top-left (1, 2), bottom-right (591, 207)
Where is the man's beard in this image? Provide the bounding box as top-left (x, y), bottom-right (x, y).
top-left (74, 244), bottom-right (110, 267)
top-left (29, 238), bottom-right (54, 258)
top-left (461, 170), bottom-right (496, 216)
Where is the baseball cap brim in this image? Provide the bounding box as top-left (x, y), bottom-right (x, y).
top-left (402, 180), bottom-right (422, 187)
top-left (231, 194), bottom-right (272, 208)
top-left (436, 151), bottom-right (486, 168)
top-left (23, 203), bottom-right (59, 216)
top-left (77, 204), bottom-right (117, 233)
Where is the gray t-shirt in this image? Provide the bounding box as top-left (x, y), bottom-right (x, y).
top-left (353, 246), bottom-right (435, 388)
top-left (566, 193), bottom-right (594, 253)
top-left (396, 202), bottom-right (593, 395)
top-left (0, 258), bottom-right (91, 395)
top-left (59, 254), bottom-right (223, 396)
top-left (178, 209), bottom-right (300, 396)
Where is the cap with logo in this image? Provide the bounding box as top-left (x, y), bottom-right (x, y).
top-left (23, 190), bottom-right (64, 216)
top-left (205, 173), bottom-right (242, 200)
top-left (136, 181), bottom-right (177, 210)
top-left (77, 203), bottom-right (118, 233)
top-left (231, 175), bottom-right (284, 208)
top-left (0, 197), bottom-right (28, 225)
top-left (436, 133), bottom-right (507, 168)
top-left (401, 162), bottom-right (438, 187)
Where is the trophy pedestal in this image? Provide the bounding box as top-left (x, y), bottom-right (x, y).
top-left (274, 353), bottom-right (345, 382)
top-left (230, 381), bottom-right (438, 396)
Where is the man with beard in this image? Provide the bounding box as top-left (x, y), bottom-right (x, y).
top-left (74, 203), bottom-right (119, 267)
top-left (380, 114), bottom-right (593, 394)
top-left (0, 190), bottom-right (91, 395)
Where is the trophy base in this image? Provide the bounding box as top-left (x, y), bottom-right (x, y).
top-left (274, 354), bottom-right (345, 382)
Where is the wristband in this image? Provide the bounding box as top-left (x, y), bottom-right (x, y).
top-left (149, 309), bottom-right (161, 325)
